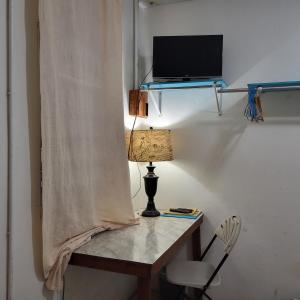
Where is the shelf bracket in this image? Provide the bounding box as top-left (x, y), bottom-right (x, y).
top-left (149, 91), bottom-right (162, 116)
top-left (213, 83), bottom-right (222, 116)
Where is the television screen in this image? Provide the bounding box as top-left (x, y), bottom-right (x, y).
top-left (152, 35), bottom-right (223, 80)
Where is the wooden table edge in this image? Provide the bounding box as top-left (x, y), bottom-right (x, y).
top-left (69, 213), bottom-right (204, 278)
top-left (151, 214), bottom-right (204, 274)
top-left (69, 253), bottom-right (152, 278)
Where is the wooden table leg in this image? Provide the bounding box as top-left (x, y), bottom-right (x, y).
top-left (192, 225), bottom-right (201, 260)
top-left (137, 276), bottom-right (151, 300)
top-left (192, 225), bottom-right (202, 299)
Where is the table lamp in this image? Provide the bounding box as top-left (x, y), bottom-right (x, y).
top-left (127, 127), bottom-right (173, 217)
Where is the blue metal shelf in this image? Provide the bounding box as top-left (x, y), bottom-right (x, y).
top-left (248, 80), bottom-right (300, 88)
top-left (140, 79), bottom-right (227, 116)
top-left (141, 79), bottom-right (227, 90)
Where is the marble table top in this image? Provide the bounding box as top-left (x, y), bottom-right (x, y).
top-left (74, 212), bottom-right (203, 265)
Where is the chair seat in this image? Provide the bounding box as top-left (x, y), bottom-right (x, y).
top-left (166, 260), bottom-right (221, 289)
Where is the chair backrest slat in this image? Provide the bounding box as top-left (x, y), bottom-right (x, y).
top-left (215, 216), bottom-right (241, 254)
top-left (200, 216), bottom-right (242, 296)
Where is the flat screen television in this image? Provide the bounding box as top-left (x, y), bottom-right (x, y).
top-left (152, 35), bottom-right (223, 81)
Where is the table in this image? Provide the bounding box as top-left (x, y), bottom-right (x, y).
top-left (69, 213), bottom-right (204, 300)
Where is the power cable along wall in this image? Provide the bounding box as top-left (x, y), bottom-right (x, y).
top-left (39, 0), bottom-right (138, 290)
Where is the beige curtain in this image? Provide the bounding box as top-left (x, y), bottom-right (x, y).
top-left (39, 0), bottom-right (137, 290)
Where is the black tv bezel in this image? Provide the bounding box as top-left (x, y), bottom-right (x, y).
top-left (152, 34), bottom-right (223, 81)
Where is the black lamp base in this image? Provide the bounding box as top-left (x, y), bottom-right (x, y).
top-left (141, 209), bottom-right (160, 217)
top-left (142, 162), bottom-right (160, 218)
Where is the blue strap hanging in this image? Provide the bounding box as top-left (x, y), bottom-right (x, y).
top-left (244, 80), bottom-right (300, 122)
top-left (245, 85), bottom-right (258, 121)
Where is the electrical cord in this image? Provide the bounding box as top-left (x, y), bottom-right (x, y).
top-left (128, 66), bottom-right (153, 200)
top-left (130, 160), bottom-right (142, 200)
top-left (61, 68), bottom-right (153, 300)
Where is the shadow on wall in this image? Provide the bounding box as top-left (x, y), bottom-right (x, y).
top-left (261, 92), bottom-right (300, 119)
top-left (223, 27), bottom-right (300, 85)
top-left (25, 0), bottom-right (55, 299)
top-left (171, 98), bottom-right (248, 192)
top-left (171, 90), bottom-right (300, 193)
top-left (227, 31), bottom-right (300, 85)
top-left (65, 266), bottom-right (137, 300)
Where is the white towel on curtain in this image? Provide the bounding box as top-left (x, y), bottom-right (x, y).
top-left (39, 0), bottom-right (137, 290)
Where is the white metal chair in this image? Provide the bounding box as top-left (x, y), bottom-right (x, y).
top-left (166, 216), bottom-right (242, 300)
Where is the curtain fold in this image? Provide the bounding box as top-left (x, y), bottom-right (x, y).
top-left (39, 0), bottom-right (137, 290)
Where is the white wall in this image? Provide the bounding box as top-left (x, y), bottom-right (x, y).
top-left (130, 0), bottom-right (300, 299)
top-left (9, 0), bottom-right (56, 299)
top-left (0, 0), bottom-right (8, 298)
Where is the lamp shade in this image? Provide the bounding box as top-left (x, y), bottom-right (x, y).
top-left (127, 128), bottom-right (173, 162)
